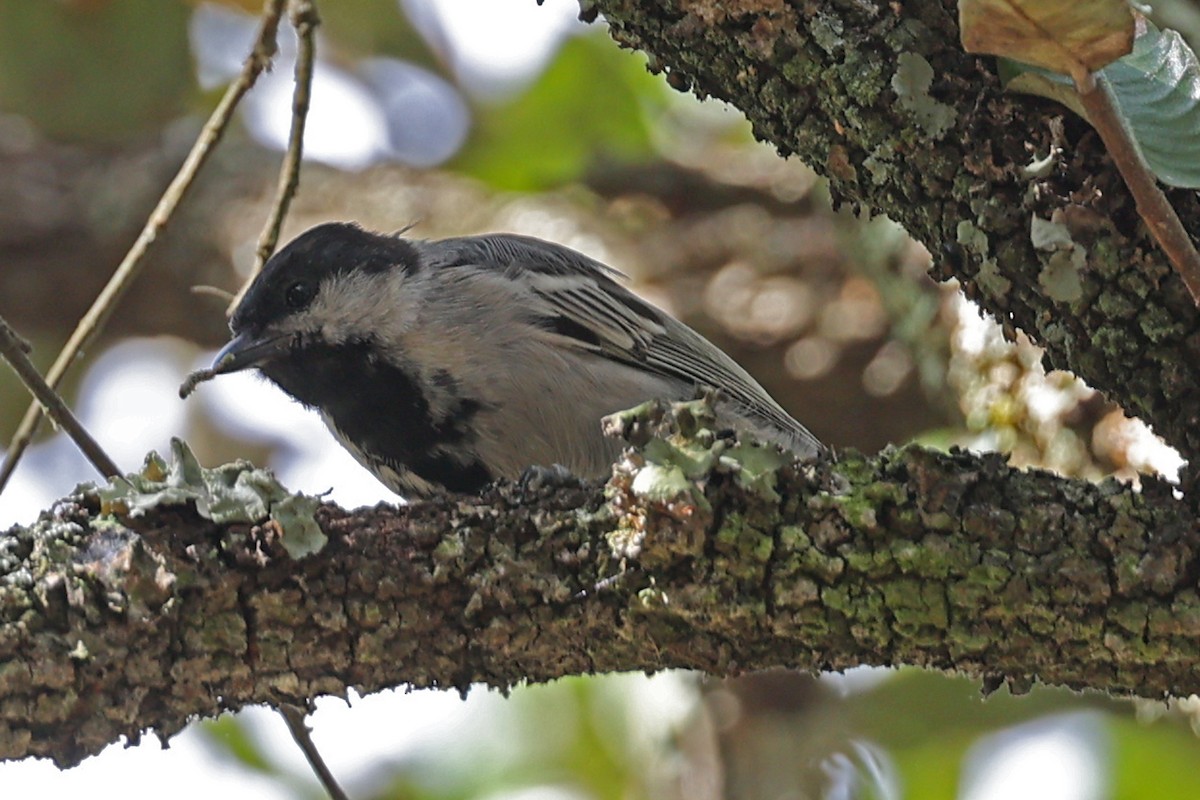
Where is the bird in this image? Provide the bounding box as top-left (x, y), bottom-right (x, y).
top-left (186, 222), bottom-right (823, 497)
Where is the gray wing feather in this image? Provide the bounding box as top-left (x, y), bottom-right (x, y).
top-left (428, 234), bottom-right (823, 456)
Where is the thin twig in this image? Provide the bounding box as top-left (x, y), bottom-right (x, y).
top-left (228, 0), bottom-right (320, 316)
top-left (0, 316), bottom-right (120, 480)
top-left (190, 285), bottom-right (237, 303)
top-left (279, 705), bottom-right (351, 800)
top-left (243, 7), bottom-right (340, 793)
top-left (1077, 73), bottom-right (1200, 306)
top-left (0, 0), bottom-right (289, 496)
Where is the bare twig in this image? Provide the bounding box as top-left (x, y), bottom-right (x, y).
top-left (228, 0), bottom-right (320, 316)
top-left (279, 705), bottom-right (351, 800)
top-left (242, 5), bottom-right (340, 788)
top-left (0, 0), bottom-right (289, 496)
top-left (0, 317), bottom-right (120, 480)
top-left (1077, 73), bottom-right (1200, 306)
top-left (190, 285), bottom-right (237, 303)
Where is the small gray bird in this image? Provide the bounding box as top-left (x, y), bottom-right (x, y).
top-left (191, 223), bottom-right (822, 497)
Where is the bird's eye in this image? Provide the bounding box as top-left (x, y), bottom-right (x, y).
top-left (285, 281), bottom-right (316, 310)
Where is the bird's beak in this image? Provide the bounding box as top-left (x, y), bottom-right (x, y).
top-left (211, 331), bottom-right (292, 375)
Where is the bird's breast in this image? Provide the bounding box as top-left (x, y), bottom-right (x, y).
top-left (261, 340), bottom-right (491, 494)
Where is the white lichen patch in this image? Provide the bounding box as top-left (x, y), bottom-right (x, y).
top-left (1031, 215), bottom-right (1085, 304)
top-left (892, 53), bottom-right (956, 139)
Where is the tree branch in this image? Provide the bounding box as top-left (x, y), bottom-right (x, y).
top-left (590, 0), bottom-right (1200, 470)
top-left (0, 316), bottom-right (120, 479)
top-left (8, 0), bottom-right (1200, 773)
top-left (2, 408), bottom-right (1194, 767)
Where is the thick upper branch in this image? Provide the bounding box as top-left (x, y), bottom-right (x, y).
top-left (2, 423), bottom-right (1196, 767)
top-left (591, 0), bottom-right (1200, 464)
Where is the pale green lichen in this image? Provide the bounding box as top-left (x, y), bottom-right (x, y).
top-left (722, 443), bottom-right (786, 502)
top-left (959, 216), bottom-right (1015, 296)
top-left (809, 11), bottom-right (845, 56)
top-left (891, 52), bottom-right (956, 139)
top-left (1039, 251), bottom-right (1085, 304)
top-left (271, 494), bottom-right (325, 559)
top-left (976, 259), bottom-right (1013, 296)
top-left (631, 458), bottom-right (704, 505)
top-left (832, 495), bottom-right (879, 531)
top-left (820, 584), bottom-right (854, 613)
top-left (956, 219), bottom-right (990, 257)
top-left (605, 395), bottom-right (789, 509)
top-left (863, 150), bottom-right (892, 185)
top-left (1030, 215), bottom-right (1075, 251)
top-left (1030, 215), bottom-right (1085, 304)
top-left (842, 548), bottom-right (894, 577)
top-left (432, 537), bottom-right (465, 570)
top-left (94, 439), bottom-right (325, 557)
top-left (602, 395), bottom-right (797, 573)
top-left (948, 626), bottom-right (995, 657)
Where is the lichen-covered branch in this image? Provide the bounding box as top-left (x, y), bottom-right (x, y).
top-left (1, 401), bottom-right (1195, 767)
top-left (590, 0), bottom-right (1200, 467)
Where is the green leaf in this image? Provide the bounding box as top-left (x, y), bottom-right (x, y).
top-left (1100, 24), bottom-right (1200, 188)
top-left (1005, 23), bottom-right (1200, 189)
top-left (0, 0), bottom-right (194, 141)
top-left (450, 33), bottom-right (666, 191)
top-left (197, 715), bottom-right (283, 776)
top-left (1109, 714), bottom-right (1200, 800)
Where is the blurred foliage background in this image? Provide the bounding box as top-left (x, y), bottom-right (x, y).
top-left (1, 0), bottom-right (1199, 798)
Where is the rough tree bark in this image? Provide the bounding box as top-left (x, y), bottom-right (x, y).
top-left (3, 0), bottom-right (1199, 769)
top-left (2, 402), bottom-right (1196, 767)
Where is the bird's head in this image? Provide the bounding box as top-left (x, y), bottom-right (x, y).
top-left (211, 222), bottom-right (422, 382)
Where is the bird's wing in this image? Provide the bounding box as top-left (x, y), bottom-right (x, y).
top-left (434, 234), bottom-right (823, 455)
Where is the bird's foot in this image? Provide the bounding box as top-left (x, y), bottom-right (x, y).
top-left (517, 463), bottom-right (579, 494)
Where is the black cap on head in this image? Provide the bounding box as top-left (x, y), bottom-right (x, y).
top-left (231, 222), bottom-right (420, 334)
